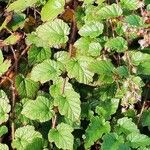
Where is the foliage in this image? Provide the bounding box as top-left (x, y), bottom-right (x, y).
top-left (0, 0), bottom-right (150, 149)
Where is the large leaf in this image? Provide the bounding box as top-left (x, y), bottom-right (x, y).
top-left (50, 78), bottom-right (81, 122)
top-left (120, 0), bottom-right (141, 10)
top-left (30, 59), bottom-right (63, 83)
top-left (22, 96), bottom-right (54, 122)
top-left (127, 132), bottom-right (150, 148)
top-left (48, 123), bottom-right (74, 150)
top-left (84, 116), bottom-right (110, 148)
top-left (0, 50), bottom-right (11, 76)
top-left (66, 56), bottom-right (94, 84)
top-left (28, 45), bottom-right (51, 66)
top-left (102, 133), bottom-right (128, 150)
top-left (78, 21), bottom-right (104, 38)
top-left (105, 37), bottom-right (128, 52)
top-left (97, 4), bottom-right (123, 19)
top-left (0, 90), bottom-right (11, 125)
top-left (15, 74), bottom-right (39, 99)
top-left (0, 125), bottom-right (8, 137)
top-left (12, 125), bottom-right (43, 150)
top-left (0, 144), bottom-right (9, 150)
top-left (26, 19), bottom-right (70, 47)
top-left (7, 0), bottom-right (39, 12)
top-left (116, 117), bottom-right (139, 135)
top-left (41, 0), bottom-right (65, 21)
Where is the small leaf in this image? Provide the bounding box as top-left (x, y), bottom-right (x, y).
top-left (15, 74), bottom-right (39, 99)
top-left (84, 116), bottom-right (110, 148)
top-left (79, 21), bottom-right (104, 38)
top-left (7, 0), bottom-right (39, 12)
top-left (141, 109), bottom-right (150, 127)
top-left (0, 90), bottom-right (11, 125)
top-left (0, 33), bottom-right (22, 47)
top-left (41, 0), bottom-right (65, 21)
top-left (26, 19), bottom-right (70, 47)
top-left (66, 56), bottom-right (94, 84)
top-left (117, 117), bottom-right (139, 135)
top-left (22, 96), bottom-right (54, 122)
top-left (120, 0), bottom-right (141, 10)
top-left (12, 125), bottom-right (43, 150)
top-left (0, 144), bottom-right (9, 150)
top-left (31, 59), bottom-right (63, 83)
top-left (127, 132), bottom-right (150, 148)
top-left (138, 61), bottom-right (150, 75)
top-left (124, 15), bottom-right (144, 27)
top-left (105, 37), bottom-right (128, 52)
top-left (97, 4), bottom-right (123, 19)
top-left (0, 125), bottom-right (8, 137)
top-left (28, 45), bottom-right (51, 66)
top-left (48, 123), bottom-right (74, 150)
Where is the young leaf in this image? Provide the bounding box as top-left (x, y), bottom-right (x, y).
top-left (0, 90), bottom-right (11, 125)
top-left (28, 45), bottom-right (51, 66)
top-left (26, 19), bottom-right (70, 47)
top-left (21, 96), bottom-right (54, 122)
top-left (105, 37), bottom-right (128, 52)
top-left (48, 123), bottom-right (74, 150)
top-left (66, 56), bottom-right (94, 84)
top-left (78, 21), bottom-right (104, 38)
top-left (127, 132), bottom-right (150, 148)
top-left (50, 78), bottom-right (81, 122)
top-left (84, 116), bottom-right (110, 149)
top-left (0, 144), bottom-right (9, 150)
top-left (116, 117), bottom-right (139, 135)
top-left (0, 125), bottom-right (8, 137)
top-left (12, 125), bottom-right (43, 150)
top-left (41, 0), bottom-right (65, 21)
top-left (15, 74), bottom-right (39, 99)
top-left (7, 0), bottom-right (39, 12)
top-left (97, 4), bottom-right (123, 19)
top-left (120, 0), bottom-right (141, 10)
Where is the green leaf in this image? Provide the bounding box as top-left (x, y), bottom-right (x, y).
top-left (141, 109), bottom-right (150, 127)
top-left (0, 125), bottom-right (8, 137)
top-left (15, 74), bottom-right (39, 99)
top-left (78, 21), bottom-right (104, 38)
top-left (12, 125), bottom-right (43, 150)
top-left (66, 56), bottom-right (94, 84)
top-left (105, 37), bottom-right (128, 52)
top-left (0, 144), bottom-right (9, 150)
top-left (120, 0), bottom-right (141, 10)
top-left (22, 96), bottom-right (54, 122)
top-left (97, 4), bottom-right (123, 19)
top-left (41, 0), bottom-right (65, 21)
top-left (124, 15), bottom-right (144, 27)
top-left (30, 59), bottom-right (63, 83)
top-left (96, 98), bottom-right (119, 120)
top-left (0, 90), bottom-right (11, 125)
top-left (89, 60), bottom-right (114, 75)
top-left (50, 78), bottom-right (81, 122)
top-left (127, 132), bottom-right (150, 148)
top-left (48, 123), bottom-right (74, 150)
top-left (7, 0), bottom-right (39, 12)
top-left (26, 19), bottom-right (70, 47)
top-left (0, 50), bottom-right (3, 64)
top-left (116, 117), bottom-right (139, 135)
top-left (101, 133), bottom-right (125, 150)
top-left (84, 116), bottom-right (110, 148)
top-left (28, 45), bottom-right (51, 66)
top-left (138, 61), bottom-right (150, 75)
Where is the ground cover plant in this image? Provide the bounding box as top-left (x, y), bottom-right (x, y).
top-left (0, 0), bottom-right (150, 149)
